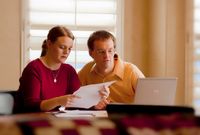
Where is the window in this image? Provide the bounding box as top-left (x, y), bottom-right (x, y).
top-left (22, 0), bottom-right (123, 71)
top-left (193, 0), bottom-right (200, 113)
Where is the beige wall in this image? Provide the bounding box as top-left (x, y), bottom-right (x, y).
top-left (124, 0), bottom-right (186, 105)
top-left (0, 0), bottom-right (21, 90)
top-left (165, 0), bottom-right (186, 105)
top-left (0, 0), bottom-right (187, 105)
top-left (124, 0), bottom-right (149, 74)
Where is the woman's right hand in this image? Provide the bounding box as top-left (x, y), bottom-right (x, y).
top-left (40, 94), bottom-right (79, 111)
top-left (57, 94), bottom-right (79, 107)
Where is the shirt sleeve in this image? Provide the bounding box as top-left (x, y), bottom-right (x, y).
top-left (78, 68), bottom-right (87, 86)
top-left (130, 64), bottom-right (145, 91)
top-left (18, 64), bottom-right (42, 112)
top-left (77, 61), bottom-right (94, 86)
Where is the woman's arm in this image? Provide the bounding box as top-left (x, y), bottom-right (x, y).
top-left (40, 94), bottom-right (78, 111)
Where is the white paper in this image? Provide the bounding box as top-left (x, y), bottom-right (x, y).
top-left (54, 110), bottom-right (108, 118)
top-left (67, 81), bottom-right (116, 109)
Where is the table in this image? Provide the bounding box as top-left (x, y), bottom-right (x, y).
top-left (0, 111), bottom-right (115, 135)
top-left (1, 107), bottom-right (200, 135)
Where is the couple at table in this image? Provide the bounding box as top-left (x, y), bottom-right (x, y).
top-left (14, 26), bottom-right (144, 113)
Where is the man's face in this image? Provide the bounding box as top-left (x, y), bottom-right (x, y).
top-left (89, 38), bottom-right (115, 69)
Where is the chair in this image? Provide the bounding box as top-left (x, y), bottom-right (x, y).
top-left (0, 91), bottom-right (15, 115)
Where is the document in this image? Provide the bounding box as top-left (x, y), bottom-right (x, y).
top-left (65, 81), bottom-right (116, 109)
top-left (54, 109), bottom-right (108, 118)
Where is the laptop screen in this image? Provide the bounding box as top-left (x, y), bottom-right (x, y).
top-left (134, 77), bottom-right (177, 105)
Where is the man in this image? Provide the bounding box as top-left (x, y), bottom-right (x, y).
top-left (78, 30), bottom-right (145, 107)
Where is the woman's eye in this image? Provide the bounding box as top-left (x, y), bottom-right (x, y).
top-left (60, 45), bottom-right (65, 49)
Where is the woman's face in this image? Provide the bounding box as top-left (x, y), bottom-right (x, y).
top-left (48, 36), bottom-right (73, 64)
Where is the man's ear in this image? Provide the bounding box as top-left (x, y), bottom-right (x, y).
top-left (89, 50), bottom-right (94, 58)
top-left (46, 40), bottom-right (51, 48)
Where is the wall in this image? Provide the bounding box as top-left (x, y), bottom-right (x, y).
top-left (124, 0), bottom-right (186, 105)
top-left (148, 0), bottom-right (167, 76)
top-left (124, 0), bottom-right (149, 74)
top-left (0, 0), bottom-right (21, 90)
top-left (165, 0), bottom-right (186, 105)
top-left (148, 0), bottom-right (186, 105)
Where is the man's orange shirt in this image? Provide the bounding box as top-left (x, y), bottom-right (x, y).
top-left (78, 55), bottom-right (145, 103)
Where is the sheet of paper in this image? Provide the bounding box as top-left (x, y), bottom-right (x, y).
top-left (54, 110), bottom-right (108, 118)
top-left (67, 81), bottom-right (116, 109)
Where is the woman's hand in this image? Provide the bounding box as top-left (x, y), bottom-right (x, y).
top-left (57, 94), bottom-right (79, 107)
top-left (40, 94), bottom-right (79, 111)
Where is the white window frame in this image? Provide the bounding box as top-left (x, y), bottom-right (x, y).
top-left (185, 0), bottom-right (200, 115)
top-left (21, 0), bottom-right (124, 72)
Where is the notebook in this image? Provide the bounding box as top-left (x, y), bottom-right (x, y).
top-left (134, 77), bottom-right (177, 105)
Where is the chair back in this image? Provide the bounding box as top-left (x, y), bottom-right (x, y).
top-left (0, 92), bottom-right (14, 115)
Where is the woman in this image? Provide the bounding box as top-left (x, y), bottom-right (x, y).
top-left (14, 26), bottom-right (81, 113)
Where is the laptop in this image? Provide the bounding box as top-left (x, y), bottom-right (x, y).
top-left (134, 77), bottom-right (177, 105)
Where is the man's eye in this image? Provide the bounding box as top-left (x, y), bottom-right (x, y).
top-left (97, 50), bottom-right (104, 53)
top-left (99, 50), bottom-right (104, 53)
top-left (108, 50), bottom-right (112, 53)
